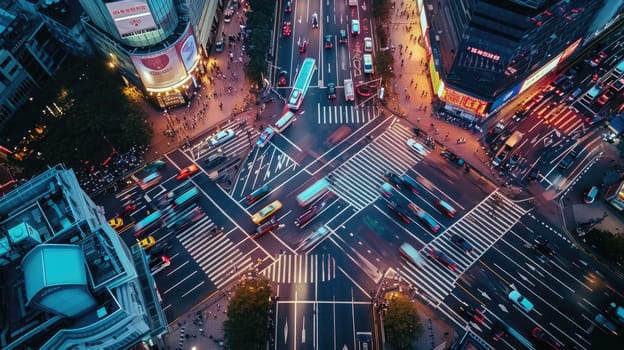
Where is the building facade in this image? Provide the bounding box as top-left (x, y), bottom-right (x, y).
top-left (78, 0), bottom-right (211, 109)
top-left (420, 0), bottom-right (605, 119)
top-left (0, 0), bottom-right (68, 129)
top-left (0, 164), bottom-right (167, 350)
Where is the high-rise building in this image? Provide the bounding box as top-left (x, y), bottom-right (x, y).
top-left (0, 164), bottom-right (167, 350)
top-left (0, 0), bottom-right (69, 129)
top-left (420, 0), bottom-right (608, 119)
top-left (78, 0), bottom-right (205, 109)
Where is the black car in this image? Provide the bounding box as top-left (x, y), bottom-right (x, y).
top-left (450, 234), bottom-right (473, 253)
top-left (440, 150), bottom-right (458, 161)
top-left (534, 236), bottom-right (556, 257)
top-left (387, 201), bottom-right (410, 223)
top-left (384, 171), bottom-right (403, 190)
top-left (558, 149), bottom-right (578, 169)
top-left (295, 205), bottom-right (320, 227)
top-left (327, 83), bottom-right (336, 99)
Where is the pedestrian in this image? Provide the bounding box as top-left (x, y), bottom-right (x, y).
top-left (404, 87), bottom-right (407, 93)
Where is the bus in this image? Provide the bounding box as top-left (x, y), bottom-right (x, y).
top-left (288, 58), bottom-right (316, 110)
top-left (296, 178), bottom-right (331, 207)
top-left (173, 187), bottom-right (199, 209)
top-left (274, 111), bottom-right (296, 133)
top-left (134, 210), bottom-right (162, 237)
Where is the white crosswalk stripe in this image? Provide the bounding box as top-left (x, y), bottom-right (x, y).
top-left (177, 216), bottom-right (254, 288)
top-left (329, 123), bottom-right (425, 210)
top-left (260, 254), bottom-right (335, 284)
top-left (400, 192), bottom-right (527, 306)
top-left (188, 120), bottom-right (260, 161)
top-left (317, 103), bottom-right (377, 124)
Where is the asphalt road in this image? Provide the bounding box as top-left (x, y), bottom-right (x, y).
top-left (92, 1), bottom-right (624, 349)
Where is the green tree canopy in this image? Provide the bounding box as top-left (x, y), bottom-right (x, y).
top-left (223, 278), bottom-right (273, 350)
top-left (586, 229), bottom-right (624, 265)
top-left (2, 57), bottom-right (151, 175)
top-left (384, 293), bottom-right (423, 350)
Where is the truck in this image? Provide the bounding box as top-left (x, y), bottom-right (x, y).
top-left (492, 130), bottom-right (523, 166)
top-left (348, 0), bottom-right (358, 6)
top-left (344, 78), bottom-right (355, 101)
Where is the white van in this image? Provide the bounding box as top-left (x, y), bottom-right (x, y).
top-left (363, 54), bottom-right (373, 74)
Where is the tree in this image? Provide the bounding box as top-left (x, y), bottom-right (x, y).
top-left (375, 50), bottom-right (395, 82)
top-left (372, 0), bottom-right (392, 20)
top-left (586, 229), bottom-right (624, 265)
top-left (1, 57), bottom-right (151, 176)
top-left (384, 293), bottom-right (422, 350)
top-left (223, 278), bottom-right (273, 350)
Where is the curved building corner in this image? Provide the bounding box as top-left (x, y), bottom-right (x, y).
top-left (79, 0), bottom-right (204, 109)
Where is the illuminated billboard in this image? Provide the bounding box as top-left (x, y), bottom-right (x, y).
top-left (131, 48), bottom-right (186, 89)
top-left (131, 25), bottom-right (199, 90)
top-left (106, 0), bottom-right (157, 36)
top-left (441, 88), bottom-right (488, 116)
top-left (490, 82), bottom-right (522, 112)
top-left (519, 53), bottom-right (562, 94)
top-left (176, 26), bottom-right (199, 71)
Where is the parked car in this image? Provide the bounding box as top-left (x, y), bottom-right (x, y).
top-left (508, 290), bottom-right (534, 312)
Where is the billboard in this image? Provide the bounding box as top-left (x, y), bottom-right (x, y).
top-left (131, 47), bottom-right (186, 89)
top-left (176, 26), bottom-right (199, 71)
top-left (441, 87), bottom-right (488, 116)
top-left (106, 0), bottom-right (157, 36)
top-left (490, 82), bottom-right (522, 112)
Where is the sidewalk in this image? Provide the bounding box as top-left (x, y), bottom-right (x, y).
top-left (135, 7), bottom-right (260, 165)
top-left (380, 3), bottom-right (526, 199)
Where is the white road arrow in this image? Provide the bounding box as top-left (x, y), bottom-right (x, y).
top-left (499, 304), bottom-right (509, 313)
top-left (284, 318), bottom-right (288, 344)
top-left (301, 316), bottom-right (306, 343)
top-left (479, 289), bottom-right (491, 301)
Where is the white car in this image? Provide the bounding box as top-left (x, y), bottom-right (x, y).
top-left (364, 37), bottom-right (373, 53)
top-left (508, 290), bottom-right (534, 313)
top-left (406, 138), bottom-right (426, 155)
top-left (208, 129), bottom-right (236, 147)
top-left (256, 127), bottom-right (275, 148)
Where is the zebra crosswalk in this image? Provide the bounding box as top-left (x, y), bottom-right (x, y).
top-left (400, 191), bottom-right (527, 306)
top-left (260, 254), bottom-right (336, 284)
top-left (317, 103), bottom-right (377, 124)
top-left (188, 120), bottom-right (260, 161)
top-left (329, 122), bottom-right (425, 210)
top-left (176, 216), bottom-right (254, 288)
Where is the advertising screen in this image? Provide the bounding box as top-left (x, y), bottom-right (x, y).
top-left (176, 27), bottom-right (199, 71)
top-left (442, 88), bottom-right (488, 116)
top-left (106, 0), bottom-right (157, 36)
top-left (490, 82), bottom-right (522, 112)
top-left (131, 47), bottom-right (186, 89)
top-left (519, 53), bottom-right (561, 94)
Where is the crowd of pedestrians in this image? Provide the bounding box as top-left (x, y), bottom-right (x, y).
top-left (74, 146), bottom-right (147, 195)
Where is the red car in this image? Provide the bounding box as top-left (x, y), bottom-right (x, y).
top-left (459, 303), bottom-right (485, 324)
top-left (295, 205), bottom-right (319, 227)
top-left (428, 248), bottom-right (457, 271)
top-left (299, 40), bottom-right (308, 53)
top-left (176, 164), bottom-right (199, 181)
top-left (589, 51), bottom-right (607, 67)
top-left (282, 21), bottom-right (292, 37)
top-left (596, 90), bottom-right (613, 106)
top-left (278, 70), bottom-right (288, 87)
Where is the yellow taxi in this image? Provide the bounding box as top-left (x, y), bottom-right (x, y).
top-left (251, 200), bottom-right (282, 224)
top-left (138, 235), bottom-right (157, 250)
top-left (108, 217), bottom-right (124, 230)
